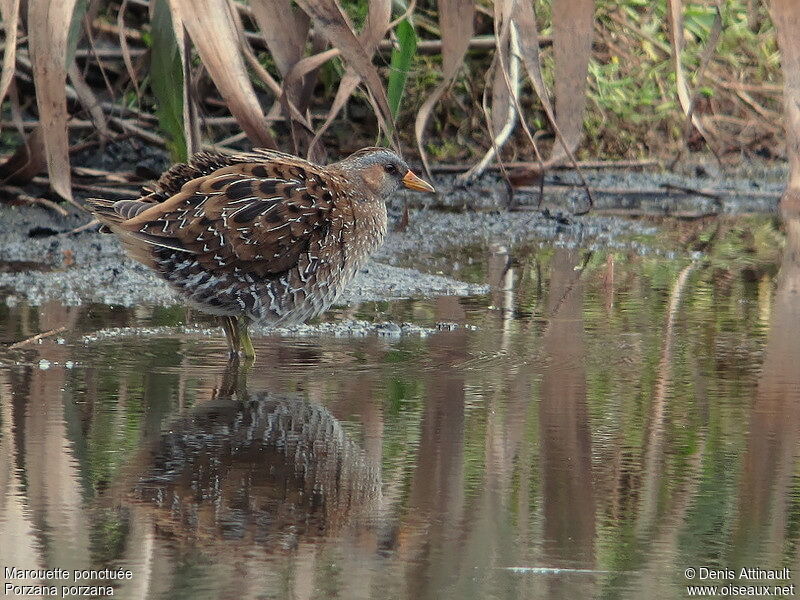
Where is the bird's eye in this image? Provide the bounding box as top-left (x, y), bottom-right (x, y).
top-left (385, 163), bottom-right (398, 174)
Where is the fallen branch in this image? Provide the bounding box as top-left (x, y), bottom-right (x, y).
top-left (30, 177), bottom-right (139, 198)
top-left (72, 167), bottom-right (140, 182)
top-left (0, 184), bottom-right (69, 216)
top-left (8, 326), bottom-right (68, 350)
top-left (659, 182), bottom-right (722, 200)
top-left (510, 206), bottom-right (721, 219)
top-left (430, 158), bottom-right (660, 173)
top-left (518, 184), bottom-right (782, 199)
top-left (74, 46), bottom-right (147, 59)
top-left (63, 218), bottom-right (100, 235)
top-left (107, 117), bottom-right (166, 146)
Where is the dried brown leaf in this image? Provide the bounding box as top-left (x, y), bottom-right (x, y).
top-left (249, 0), bottom-right (317, 142)
top-left (359, 0), bottom-right (392, 52)
top-left (307, 0), bottom-right (391, 158)
top-left (667, 0), bottom-right (715, 152)
top-left (231, 5), bottom-right (314, 132)
top-left (458, 0), bottom-right (521, 181)
top-left (67, 62), bottom-right (111, 138)
top-left (490, 54), bottom-right (510, 138)
top-left (0, 0), bottom-right (20, 115)
top-left (249, 1), bottom-right (310, 79)
top-left (284, 48), bottom-right (342, 90)
top-left (171, 0), bottom-right (276, 148)
top-left (117, 0), bottom-right (142, 101)
top-left (415, 0), bottom-right (474, 176)
top-left (292, 0), bottom-right (394, 142)
top-left (550, 0), bottom-right (594, 162)
top-left (280, 47), bottom-right (340, 152)
top-left (770, 0), bottom-right (800, 194)
top-left (0, 126), bottom-right (47, 185)
top-left (511, 0), bottom-right (593, 211)
top-left (181, 30), bottom-right (202, 155)
top-left (236, 32), bottom-right (314, 131)
top-left (28, 0), bottom-right (76, 202)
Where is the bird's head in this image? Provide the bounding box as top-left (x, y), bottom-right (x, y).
top-left (335, 147), bottom-right (435, 199)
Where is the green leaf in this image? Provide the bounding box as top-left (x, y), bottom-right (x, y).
top-left (66, 0), bottom-right (89, 66)
top-left (150, 0), bottom-right (187, 161)
top-left (387, 18), bottom-right (417, 122)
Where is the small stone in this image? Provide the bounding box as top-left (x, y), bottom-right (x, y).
top-left (376, 322), bottom-right (402, 336)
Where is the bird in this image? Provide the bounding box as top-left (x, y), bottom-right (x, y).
top-left (87, 147), bottom-right (435, 359)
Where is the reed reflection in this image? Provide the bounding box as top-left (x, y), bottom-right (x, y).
top-left (0, 301), bottom-right (90, 591)
top-left (538, 249), bottom-right (597, 599)
top-left (731, 212), bottom-right (800, 580)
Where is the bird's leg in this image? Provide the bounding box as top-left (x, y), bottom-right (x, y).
top-left (217, 352), bottom-right (240, 398)
top-left (237, 317), bottom-right (256, 361)
top-left (221, 315), bottom-right (240, 358)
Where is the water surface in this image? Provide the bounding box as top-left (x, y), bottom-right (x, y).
top-left (2, 215), bottom-right (799, 599)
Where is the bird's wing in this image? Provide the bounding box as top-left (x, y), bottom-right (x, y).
top-left (108, 158), bottom-right (342, 278)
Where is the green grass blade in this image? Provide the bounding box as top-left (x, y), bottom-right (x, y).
top-left (387, 17), bottom-right (418, 123)
top-left (66, 0), bottom-right (89, 66)
top-left (150, 0), bottom-right (187, 161)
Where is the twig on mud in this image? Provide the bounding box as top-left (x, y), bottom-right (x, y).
top-left (92, 18), bottom-right (143, 41)
top-left (30, 177), bottom-right (138, 198)
top-left (72, 167), bottom-right (140, 183)
top-left (8, 326), bottom-right (68, 350)
top-left (0, 185), bottom-right (69, 216)
top-left (215, 131), bottom-right (248, 147)
top-left (71, 183), bottom-right (139, 197)
top-left (734, 89), bottom-right (783, 123)
top-left (69, 134), bottom-right (133, 155)
top-left (63, 218), bottom-right (100, 235)
top-left (518, 184), bottom-right (782, 199)
top-left (430, 159), bottom-right (660, 173)
top-left (74, 47), bottom-right (147, 59)
top-left (704, 72), bottom-right (782, 94)
top-left (511, 206), bottom-right (721, 219)
top-left (100, 102), bottom-right (158, 122)
top-left (67, 61), bottom-right (111, 140)
top-left (198, 105), bottom-right (328, 125)
top-left (58, 219), bottom-right (100, 235)
top-left (0, 119), bottom-right (96, 129)
top-left (107, 117), bottom-right (165, 146)
top-left (659, 182), bottom-right (722, 200)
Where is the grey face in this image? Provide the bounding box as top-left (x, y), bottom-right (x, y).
top-left (337, 148), bottom-right (412, 199)
top-left (375, 155), bottom-right (412, 196)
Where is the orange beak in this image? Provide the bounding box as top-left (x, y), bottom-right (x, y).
top-left (402, 170), bottom-right (436, 193)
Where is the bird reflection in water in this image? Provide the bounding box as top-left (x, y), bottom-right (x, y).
top-left (101, 370), bottom-right (382, 596)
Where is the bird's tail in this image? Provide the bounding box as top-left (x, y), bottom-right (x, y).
top-left (86, 197), bottom-right (154, 232)
top-left (86, 197), bottom-right (126, 231)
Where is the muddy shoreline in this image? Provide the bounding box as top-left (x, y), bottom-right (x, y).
top-left (0, 199), bottom-right (666, 310)
top-left (0, 146), bottom-right (788, 317)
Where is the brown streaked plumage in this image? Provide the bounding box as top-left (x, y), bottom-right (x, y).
top-left (87, 147), bottom-right (435, 359)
